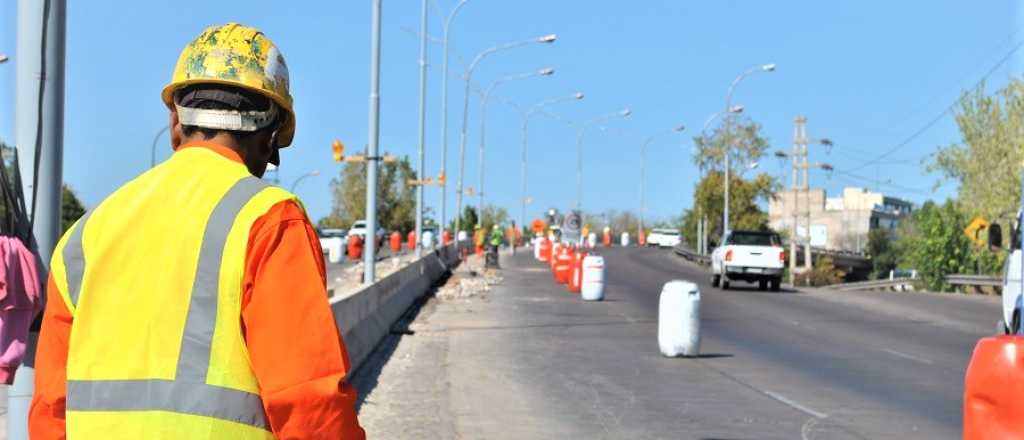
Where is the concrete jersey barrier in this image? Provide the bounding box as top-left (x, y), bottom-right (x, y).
top-left (329, 243), bottom-right (462, 373)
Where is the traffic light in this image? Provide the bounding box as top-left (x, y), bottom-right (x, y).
top-left (332, 139), bottom-right (344, 162)
top-left (437, 172), bottom-right (446, 186)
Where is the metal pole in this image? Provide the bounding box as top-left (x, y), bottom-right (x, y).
top-left (150, 125), bottom-right (170, 168)
top-left (802, 119), bottom-right (812, 271)
top-left (415, 0), bottom-right (427, 258)
top-left (520, 117), bottom-right (528, 230)
top-left (455, 72), bottom-right (472, 234)
top-left (13, 1), bottom-right (66, 438)
top-left (576, 128), bottom-right (584, 213)
top-left (438, 0), bottom-right (469, 238)
top-left (723, 151), bottom-right (730, 235)
top-left (790, 118), bottom-right (799, 285)
top-left (289, 171), bottom-right (319, 193)
top-left (364, 0), bottom-right (382, 284)
top-left (477, 92), bottom-right (487, 219)
top-left (640, 140), bottom-right (645, 240)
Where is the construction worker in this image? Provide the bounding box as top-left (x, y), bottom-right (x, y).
top-left (29, 24), bottom-right (364, 439)
top-left (487, 225), bottom-right (505, 269)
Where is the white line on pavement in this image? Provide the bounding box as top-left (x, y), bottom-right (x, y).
top-left (765, 391), bottom-right (829, 419)
top-left (882, 348), bottom-right (934, 365)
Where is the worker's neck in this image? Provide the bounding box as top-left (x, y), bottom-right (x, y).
top-left (181, 133), bottom-right (245, 156)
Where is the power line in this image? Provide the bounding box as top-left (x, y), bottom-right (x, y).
top-left (839, 36), bottom-right (1024, 174)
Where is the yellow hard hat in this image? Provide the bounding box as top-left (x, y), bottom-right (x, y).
top-left (161, 23), bottom-right (295, 147)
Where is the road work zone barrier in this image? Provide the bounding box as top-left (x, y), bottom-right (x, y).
top-left (330, 242), bottom-right (462, 373)
top-left (659, 280), bottom-right (701, 357)
top-left (963, 335), bottom-right (1024, 439)
top-left (581, 255), bottom-right (605, 301)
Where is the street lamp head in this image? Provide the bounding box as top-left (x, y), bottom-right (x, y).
top-left (673, 124), bottom-right (686, 132)
top-left (774, 150), bottom-right (788, 158)
top-left (620, 108), bottom-right (632, 117)
top-left (0, 54), bottom-right (7, 64)
top-left (311, 170), bottom-right (321, 176)
top-left (820, 163), bottom-right (834, 171)
top-left (762, 63), bottom-right (776, 72)
top-left (538, 34), bottom-right (557, 43)
top-left (574, 92), bottom-right (585, 100)
top-left (538, 67), bottom-right (555, 76)
top-left (820, 138), bottom-right (833, 146)
top-left (748, 162), bottom-right (760, 170)
top-left (728, 105), bottom-right (745, 114)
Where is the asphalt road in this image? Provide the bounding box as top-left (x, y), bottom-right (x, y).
top-left (354, 246), bottom-right (998, 439)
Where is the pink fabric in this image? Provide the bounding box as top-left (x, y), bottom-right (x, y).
top-left (0, 236), bottom-right (42, 384)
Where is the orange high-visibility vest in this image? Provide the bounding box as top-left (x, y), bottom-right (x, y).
top-left (50, 147), bottom-right (298, 439)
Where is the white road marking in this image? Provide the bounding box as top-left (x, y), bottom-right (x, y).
top-left (882, 348), bottom-right (934, 365)
top-left (765, 391), bottom-right (828, 419)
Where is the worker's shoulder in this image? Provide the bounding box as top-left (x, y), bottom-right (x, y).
top-left (253, 198), bottom-right (311, 228)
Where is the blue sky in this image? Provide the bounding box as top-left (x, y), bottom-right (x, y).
top-left (0, 1), bottom-right (1020, 225)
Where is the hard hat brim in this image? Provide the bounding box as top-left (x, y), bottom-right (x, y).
top-left (161, 78), bottom-right (295, 148)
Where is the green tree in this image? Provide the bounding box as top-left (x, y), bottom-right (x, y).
top-left (866, 229), bottom-right (898, 279)
top-left (692, 116), bottom-right (771, 173)
top-left (453, 206), bottom-right (478, 233)
top-left (61, 185), bottom-right (86, 233)
top-left (321, 153), bottom-right (418, 232)
top-left (479, 205), bottom-right (509, 232)
top-left (680, 170), bottom-right (779, 248)
top-left (896, 200), bottom-right (973, 291)
top-left (931, 79), bottom-right (1024, 230)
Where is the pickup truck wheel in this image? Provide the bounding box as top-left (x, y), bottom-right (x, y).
top-left (711, 274), bottom-right (720, 288)
top-left (721, 280), bottom-right (730, 290)
top-left (758, 280), bottom-right (768, 291)
top-left (770, 278), bottom-right (781, 292)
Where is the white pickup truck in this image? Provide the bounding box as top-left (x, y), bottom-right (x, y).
top-left (711, 230), bottom-right (785, 291)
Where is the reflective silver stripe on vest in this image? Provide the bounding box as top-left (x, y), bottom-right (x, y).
top-left (65, 176), bottom-right (271, 430)
top-left (63, 210), bottom-right (93, 308)
top-left (66, 379), bottom-right (268, 428)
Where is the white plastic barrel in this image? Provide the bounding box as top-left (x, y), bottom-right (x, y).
top-left (457, 230), bottom-right (469, 241)
top-left (325, 237), bottom-right (344, 264)
top-left (587, 232), bottom-right (597, 248)
top-left (581, 255), bottom-right (605, 301)
top-left (620, 232), bottom-right (630, 247)
top-left (658, 280), bottom-right (701, 357)
top-left (422, 231), bottom-right (435, 248)
top-left (534, 240), bottom-right (542, 260)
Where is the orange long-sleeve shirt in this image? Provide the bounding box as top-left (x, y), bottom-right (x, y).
top-left (29, 144), bottom-right (365, 439)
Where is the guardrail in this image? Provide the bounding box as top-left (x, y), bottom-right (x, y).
top-left (673, 244), bottom-right (711, 266)
top-left (830, 277), bottom-right (917, 292)
top-left (946, 274), bottom-right (1002, 295)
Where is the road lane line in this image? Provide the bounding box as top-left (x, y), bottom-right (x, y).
top-left (765, 391), bottom-right (828, 419)
top-left (882, 348), bottom-right (934, 365)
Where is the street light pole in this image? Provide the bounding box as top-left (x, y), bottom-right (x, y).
top-left (415, 0), bottom-right (428, 257)
top-left (364, 0), bottom-right (383, 284)
top-left (454, 34), bottom-right (556, 235)
top-left (639, 124), bottom-right (685, 240)
top-left (574, 108), bottom-right (631, 213)
top-left (698, 106), bottom-right (742, 254)
top-left (289, 170), bottom-right (320, 193)
top-left (476, 68), bottom-right (554, 218)
top-left (504, 92), bottom-right (584, 229)
top-left (722, 63), bottom-right (774, 236)
top-left (150, 125), bottom-right (170, 168)
top-left (438, 0), bottom-right (470, 237)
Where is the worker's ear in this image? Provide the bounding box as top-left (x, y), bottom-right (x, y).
top-left (169, 110), bottom-right (183, 150)
top-left (266, 129), bottom-right (280, 166)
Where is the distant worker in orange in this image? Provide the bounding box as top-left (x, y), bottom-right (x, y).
top-left (29, 23), bottom-right (364, 439)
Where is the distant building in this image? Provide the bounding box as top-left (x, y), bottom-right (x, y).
top-left (768, 187), bottom-right (913, 253)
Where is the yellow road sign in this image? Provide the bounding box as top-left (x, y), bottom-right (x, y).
top-left (964, 216), bottom-right (990, 246)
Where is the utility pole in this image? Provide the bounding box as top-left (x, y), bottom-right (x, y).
top-left (364, 0), bottom-right (382, 283)
top-left (12, 1), bottom-right (66, 438)
top-left (782, 116), bottom-right (832, 285)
